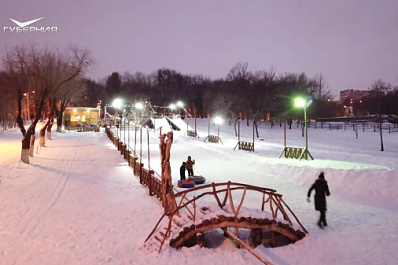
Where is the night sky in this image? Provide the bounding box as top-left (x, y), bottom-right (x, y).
top-left (1, 0), bottom-right (397, 97)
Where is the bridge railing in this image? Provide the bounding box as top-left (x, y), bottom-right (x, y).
top-left (169, 181), bottom-right (307, 233)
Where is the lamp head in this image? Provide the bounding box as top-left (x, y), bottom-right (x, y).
top-left (112, 98), bottom-right (123, 109)
top-left (294, 98), bottom-right (306, 108)
top-left (214, 116), bottom-right (223, 125)
top-left (294, 96), bottom-right (313, 108)
top-left (135, 102), bottom-right (144, 109)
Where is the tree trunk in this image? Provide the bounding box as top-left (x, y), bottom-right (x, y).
top-left (46, 121), bottom-right (53, 140)
top-left (21, 129), bottom-right (33, 163)
top-left (233, 119), bottom-right (238, 137)
top-left (39, 127), bottom-right (46, 147)
top-left (29, 134), bottom-right (35, 157)
top-left (254, 120), bottom-right (259, 138)
top-left (40, 118), bottom-right (53, 146)
top-left (57, 112), bottom-right (63, 133)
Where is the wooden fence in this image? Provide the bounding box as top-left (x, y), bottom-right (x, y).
top-left (106, 127), bottom-right (163, 202)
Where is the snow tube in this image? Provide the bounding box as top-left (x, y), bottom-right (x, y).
top-left (188, 175), bottom-right (206, 185)
top-left (178, 179), bottom-right (195, 188)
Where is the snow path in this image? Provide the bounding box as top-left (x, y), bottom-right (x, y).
top-left (0, 133), bottom-right (161, 264)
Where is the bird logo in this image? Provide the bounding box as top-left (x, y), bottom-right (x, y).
top-left (9, 17), bottom-right (45, 28)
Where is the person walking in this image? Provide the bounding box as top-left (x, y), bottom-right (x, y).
top-left (307, 171), bottom-right (330, 228)
top-left (186, 156), bottom-right (195, 177)
top-left (180, 162), bottom-right (186, 181)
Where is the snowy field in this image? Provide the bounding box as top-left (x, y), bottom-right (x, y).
top-left (0, 118), bottom-right (397, 265)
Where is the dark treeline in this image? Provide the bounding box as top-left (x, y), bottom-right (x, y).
top-left (81, 62), bottom-right (338, 122)
top-left (2, 61), bottom-right (398, 132)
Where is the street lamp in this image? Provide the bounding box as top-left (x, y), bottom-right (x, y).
top-left (23, 91), bottom-right (35, 120)
top-left (169, 103), bottom-right (176, 116)
top-left (214, 116), bottom-right (223, 140)
top-left (204, 116), bottom-right (223, 144)
top-left (177, 101), bottom-right (183, 117)
top-left (112, 98), bottom-right (123, 109)
top-left (135, 102), bottom-right (144, 110)
top-left (294, 96), bottom-right (313, 160)
top-left (111, 98), bottom-right (124, 138)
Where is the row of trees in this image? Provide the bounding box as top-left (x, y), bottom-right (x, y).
top-left (84, 63), bottom-right (335, 121)
top-left (84, 63), bottom-right (398, 124)
top-left (0, 45), bottom-right (92, 163)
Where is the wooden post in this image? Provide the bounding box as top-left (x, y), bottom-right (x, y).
top-left (252, 120), bottom-right (255, 148)
top-left (283, 120), bottom-right (286, 148)
top-left (159, 131), bottom-right (175, 214)
top-left (134, 125), bottom-right (137, 157)
top-left (140, 126), bottom-right (142, 169)
top-left (147, 128), bottom-right (150, 170)
top-left (238, 120), bottom-right (240, 142)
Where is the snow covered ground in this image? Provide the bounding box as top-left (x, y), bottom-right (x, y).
top-left (0, 118), bottom-right (397, 265)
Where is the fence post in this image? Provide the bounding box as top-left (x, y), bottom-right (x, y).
top-left (149, 170), bottom-right (154, 196)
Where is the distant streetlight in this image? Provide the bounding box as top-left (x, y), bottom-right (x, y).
top-left (177, 101), bottom-right (183, 117)
top-left (294, 96), bottom-right (313, 160)
top-left (112, 98), bottom-right (123, 109)
top-left (214, 116), bottom-right (223, 139)
top-left (23, 91), bottom-right (35, 120)
top-left (135, 102), bottom-right (144, 110)
top-left (169, 103), bottom-right (176, 116)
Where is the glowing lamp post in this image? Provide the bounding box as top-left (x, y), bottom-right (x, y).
top-left (112, 98), bottom-right (123, 138)
top-left (214, 116), bottom-right (222, 139)
top-left (204, 116), bottom-right (223, 144)
top-left (112, 98), bottom-right (123, 109)
top-left (169, 103), bottom-right (176, 116)
top-left (294, 96), bottom-right (313, 160)
top-left (135, 102), bottom-right (143, 110)
top-left (177, 101), bottom-right (183, 117)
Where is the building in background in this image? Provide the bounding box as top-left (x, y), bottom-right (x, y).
top-left (63, 107), bottom-right (100, 127)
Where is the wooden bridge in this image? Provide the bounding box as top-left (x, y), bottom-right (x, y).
top-left (142, 182), bottom-right (307, 257)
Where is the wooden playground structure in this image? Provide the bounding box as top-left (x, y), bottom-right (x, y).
top-left (279, 120), bottom-right (314, 160)
top-left (105, 125), bottom-right (307, 265)
top-left (186, 117), bottom-right (199, 138)
top-left (203, 118), bottom-right (223, 144)
top-left (234, 120), bottom-right (255, 152)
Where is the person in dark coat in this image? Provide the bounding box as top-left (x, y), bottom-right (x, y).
top-left (180, 162), bottom-right (186, 181)
top-left (307, 171), bottom-right (330, 228)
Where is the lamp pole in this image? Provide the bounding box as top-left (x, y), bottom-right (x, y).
top-left (24, 91), bottom-right (35, 120)
top-left (304, 105), bottom-right (308, 150)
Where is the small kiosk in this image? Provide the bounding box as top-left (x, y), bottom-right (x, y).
top-left (64, 107), bottom-right (100, 131)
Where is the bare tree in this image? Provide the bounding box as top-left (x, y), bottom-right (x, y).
top-left (54, 77), bottom-right (87, 133)
top-left (370, 80), bottom-right (391, 151)
top-left (2, 45), bottom-right (92, 163)
top-left (226, 62), bottom-right (250, 81)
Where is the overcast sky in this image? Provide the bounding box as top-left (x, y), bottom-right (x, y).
top-left (1, 0), bottom-right (397, 98)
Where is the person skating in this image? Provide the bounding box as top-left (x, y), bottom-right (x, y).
top-left (180, 162), bottom-right (186, 181)
top-left (307, 171), bottom-right (330, 228)
top-left (186, 156), bottom-right (195, 177)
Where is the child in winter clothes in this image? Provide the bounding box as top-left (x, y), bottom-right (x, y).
top-left (186, 156), bottom-right (195, 177)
